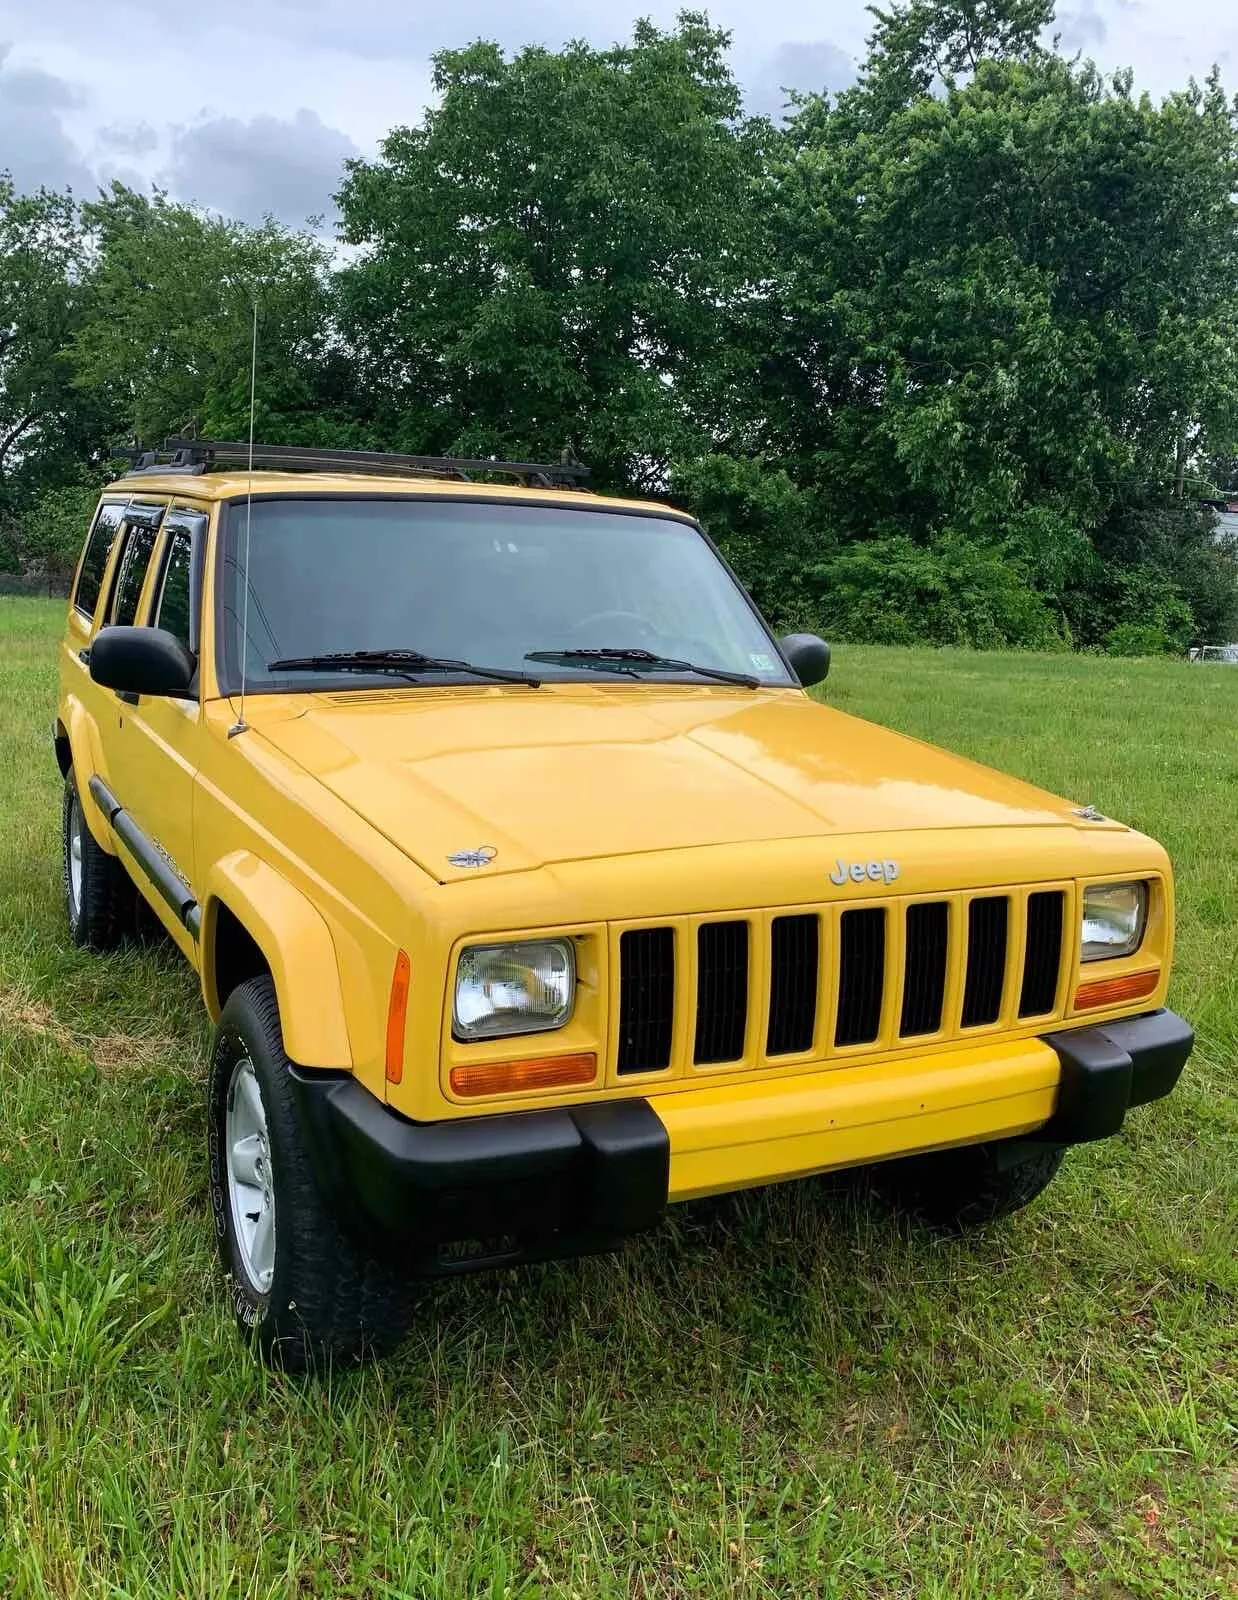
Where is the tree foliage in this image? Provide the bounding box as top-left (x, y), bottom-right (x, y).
top-left (335, 14), bottom-right (769, 487)
top-left (737, 14), bottom-right (1238, 644)
top-left (0, 2), bottom-right (1236, 648)
top-left (73, 188), bottom-right (343, 444)
top-left (0, 180), bottom-right (111, 506)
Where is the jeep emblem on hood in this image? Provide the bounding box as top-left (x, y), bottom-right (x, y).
top-left (831, 858), bottom-right (899, 887)
top-left (448, 845), bottom-right (498, 868)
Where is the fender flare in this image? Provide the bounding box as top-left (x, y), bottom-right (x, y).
top-left (202, 852), bottom-right (352, 1069)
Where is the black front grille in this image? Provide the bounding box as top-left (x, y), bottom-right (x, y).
top-left (962, 896), bottom-right (1009, 1027)
top-left (900, 901), bottom-right (949, 1037)
top-left (1019, 890), bottom-right (1065, 1017)
top-left (835, 907), bottom-right (886, 1046)
top-left (767, 914), bottom-right (820, 1055)
top-left (694, 921), bottom-right (750, 1063)
top-left (617, 928), bottom-right (675, 1073)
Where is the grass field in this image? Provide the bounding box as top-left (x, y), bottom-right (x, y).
top-left (0, 593), bottom-right (1234, 1599)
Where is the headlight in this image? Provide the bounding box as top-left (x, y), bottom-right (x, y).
top-left (1081, 882), bottom-right (1148, 962)
top-left (453, 939), bottom-right (575, 1039)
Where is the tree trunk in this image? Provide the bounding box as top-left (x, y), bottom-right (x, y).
top-left (1172, 429), bottom-right (1188, 498)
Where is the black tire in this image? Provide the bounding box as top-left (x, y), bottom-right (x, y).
top-left (873, 1140), bottom-right (1066, 1232)
top-left (62, 770), bottom-right (134, 951)
top-left (207, 975), bottom-right (413, 1370)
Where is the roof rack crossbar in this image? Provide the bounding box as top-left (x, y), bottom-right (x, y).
top-left (118, 438), bottom-right (590, 490)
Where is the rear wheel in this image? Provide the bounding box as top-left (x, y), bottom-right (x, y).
top-left (207, 975), bottom-right (413, 1370)
top-left (874, 1140), bottom-right (1065, 1231)
top-left (62, 771), bottom-right (133, 950)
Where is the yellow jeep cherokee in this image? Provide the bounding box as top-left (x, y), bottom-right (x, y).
top-left (56, 439), bottom-right (1193, 1367)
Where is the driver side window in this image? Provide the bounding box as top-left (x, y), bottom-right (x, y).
top-left (149, 510), bottom-right (205, 651)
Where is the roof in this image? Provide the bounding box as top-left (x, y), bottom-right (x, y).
top-left (100, 468), bottom-right (681, 518)
top-left (101, 436), bottom-right (684, 518)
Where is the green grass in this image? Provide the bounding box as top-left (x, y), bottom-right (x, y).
top-left (1, 594), bottom-right (1234, 1599)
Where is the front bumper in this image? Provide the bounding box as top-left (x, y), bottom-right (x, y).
top-left (290, 1008), bottom-right (1192, 1272)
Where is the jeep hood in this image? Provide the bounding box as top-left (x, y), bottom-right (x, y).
top-left (251, 686), bottom-right (1105, 883)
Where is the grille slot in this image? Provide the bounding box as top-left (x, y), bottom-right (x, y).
top-left (617, 928), bottom-right (675, 1074)
top-left (962, 896), bottom-right (1009, 1027)
top-left (694, 921), bottom-right (750, 1064)
top-left (1019, 890), bottom-right (1065, 1017)
top-left (835, 908), bottom-right (886, 1047)
top-left (767, 914), bottom-right (820, 1056)
top-left (900, 902), bottom-right (949, 1037)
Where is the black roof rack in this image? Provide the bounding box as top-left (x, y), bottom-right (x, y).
top-left (119, 438), bottom-right (591, 490)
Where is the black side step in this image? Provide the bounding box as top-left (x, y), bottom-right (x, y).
top-left (87, 775), bottom-right (201, 938)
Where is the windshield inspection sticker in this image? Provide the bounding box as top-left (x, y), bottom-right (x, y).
top-left (749, 652), bottom-right (777, 672)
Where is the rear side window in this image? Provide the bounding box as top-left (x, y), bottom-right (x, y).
top-left (154, 525), bottom-right (197, 650)
top-left (73, 503), bottom-right (125, 619)
top-left (110, 524), bottom-right (160, 626)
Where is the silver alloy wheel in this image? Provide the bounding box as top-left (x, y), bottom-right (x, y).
top-left (225, 1056), bottom-right (276, 1294)
top-left (67, 791), bottom-right (84, 922)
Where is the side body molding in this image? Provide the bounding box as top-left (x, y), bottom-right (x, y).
top-left (203, 852), bottom-right (353, 1069)
top-left (89, 775), bottom-right (199, 935)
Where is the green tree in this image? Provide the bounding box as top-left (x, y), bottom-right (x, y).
top-left (864, 0), bottom-right (1054, 103)
top-left (738, 0), bottom-right (1238, 646)
top-left (669, 454), bottom-right (825, 627)
top-left (19, 481), bottom-right (103, 592)
top-left (0, 178), bottom-right (111, 514)
top-left (335, 12), bottom-right (769, 488)
top-left (72, 187), bottom-right (343, 446)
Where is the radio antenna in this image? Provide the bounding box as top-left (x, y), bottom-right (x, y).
top-left (228, 298), bottom-right (259, 739)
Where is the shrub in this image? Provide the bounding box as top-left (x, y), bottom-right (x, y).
top-left (808, 533), bottom-right (1065, 649)
top-left (19, 485), bottom-right (100, 594)
top-left (670, 455), bottom-right (825, 629)
top-left (1104, 622), bottom-right (1177, 657)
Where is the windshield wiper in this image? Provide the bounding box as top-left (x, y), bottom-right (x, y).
top-left (525, 647), bottom-right (760, 688)
top-left (267, 649), bottom-right (542, 687)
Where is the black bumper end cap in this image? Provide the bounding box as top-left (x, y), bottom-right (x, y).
top-left (1039, 1008), bottom-right (1193, 1145)
top-left (289, 1072), bottom-right (670, 1254)
top-left (572, 1099), bottom-right (670, 1237)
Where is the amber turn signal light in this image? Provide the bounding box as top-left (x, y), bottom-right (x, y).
top-left (449, 1052), bottom-right (597, 1098)
top-left (385, 950), bottom-right (411, 1084)
top-left (1074, 968), bottom-right (1158, 1012)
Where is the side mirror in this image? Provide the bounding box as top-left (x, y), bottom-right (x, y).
top-left (89, 626), bottom-right (196, 698)
top-left (779, 632), bottom-right (830, 687)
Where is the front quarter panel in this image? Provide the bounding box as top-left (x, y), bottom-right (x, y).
top-left (193, 701), bottom-right (438, 1094)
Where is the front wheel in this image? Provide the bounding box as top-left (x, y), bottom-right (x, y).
top-left (207, 975), bottom-right (412, 1369)
top-left (873, 1141), bottom-right (1066, 1231)
top-left (62, 770), bottom-right (133, 950)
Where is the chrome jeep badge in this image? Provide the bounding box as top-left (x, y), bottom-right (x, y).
top-left (831, 858), bottom-right (900, 887)
top-left (447, 845), bottom-right (498, 868)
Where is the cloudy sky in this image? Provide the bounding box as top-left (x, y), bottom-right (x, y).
top-left (0, 0), bottom-right (1234, 231)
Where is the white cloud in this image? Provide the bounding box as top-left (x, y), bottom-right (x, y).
top-left (747, 39), bottom-right (859, 118)
top-left (96, 122), bottom-right (160, 157)
top-left (1056, 0), bottom-right (1112, 51)
top-left (0, 41), bottom-right (95, 194)
top-left (2, 1), bottom-right (1238, 224)
top-left (165, 109), bottom-right (360, 229)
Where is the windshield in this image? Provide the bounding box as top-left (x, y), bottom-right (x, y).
top-left (217, 496), bottom-right (794, 692)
